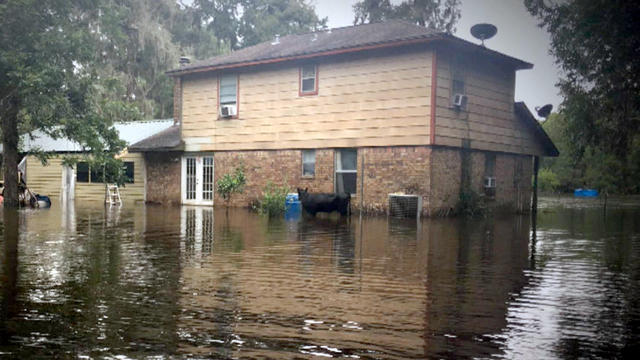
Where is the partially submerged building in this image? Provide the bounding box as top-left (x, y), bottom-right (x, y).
top-left (2, 120), bottom-right (174, 203)
top-left (131, 21), bottom-right (556, 215)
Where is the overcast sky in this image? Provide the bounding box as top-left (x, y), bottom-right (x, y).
top-left (313, 0), bottom-right (563, 117)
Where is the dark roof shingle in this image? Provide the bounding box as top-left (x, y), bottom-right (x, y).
top-left (169, 21), bottom-right (532, 75)
top-left (128, 124), bottom-right (183, 152)
top-left (514, 102), bottom-right (559, 157)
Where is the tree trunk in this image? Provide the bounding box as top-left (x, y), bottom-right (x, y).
top-left (1, 97), bottom-right (20, 208)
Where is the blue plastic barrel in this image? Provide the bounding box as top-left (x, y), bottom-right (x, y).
top-left (285, 193), bottom-right (301, 219)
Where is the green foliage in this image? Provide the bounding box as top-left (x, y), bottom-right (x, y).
top-left (216, 165), bottom-right (246, 206)
top-left (455, 190), bottom-right (486, 217)
top-left (526, 0), bottom-right (640, 193)
top-left (538, 168), bottom-right (560, 193)
top-left (189, 0), bottom-right (327, 50)
top-left (353, 0), bottom-right (461, 33)
top-left (257, 181), bottom-right (289, 217)
top-left (541, 112), bottom-right (640, 194)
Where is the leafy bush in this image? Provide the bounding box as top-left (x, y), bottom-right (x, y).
top-left (538, 168), bottom-right (560, 193)
top-left (455, 189), bottom-right (486, 217)
top-left (216, 165), bottom-right (246, 206)
top-left (258, 182), bottom-right (289, 217)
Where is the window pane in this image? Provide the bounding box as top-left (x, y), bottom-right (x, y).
top-left (338, 149), bottom-right (357, 171)
top-left (77, 162), bottom-right (89, 183)
top-left (124, 162), bottom-right (134, 183)
top-left (302, 78), bottom-right (315, 92)
top-left (303, 163), bottom-right (315, 176)
top-left (336, 172), bottom-right (357, 194)
top-left (484, 153), bottom-right (496, 176)
top-left (219, 75), bottom-right (237, 104)
top-left (302, 65), bottom-right (315, 79)
top-left (302, 150), bottom-right (315, 176)
top-left (453, 79), bottom-right (464, 94)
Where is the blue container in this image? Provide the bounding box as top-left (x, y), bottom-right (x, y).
top-left (574, 188), bottom-right (599, 197)
top-left (285, 193), bottom-right (301, 220)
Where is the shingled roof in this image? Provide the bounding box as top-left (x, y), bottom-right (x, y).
top-left (514, 102), bottom-right (559, 157)
top-left (168, 20), bottom-right (532, 76)
top-left (128, 124), bottom-right (182, 152)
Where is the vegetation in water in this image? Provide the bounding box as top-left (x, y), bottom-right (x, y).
top-left (216, 165), bottom-right (246, 207)
top-left (455, 189), bottom-right (486, 217)
top-left (257, 182), bottom-right (290, 217)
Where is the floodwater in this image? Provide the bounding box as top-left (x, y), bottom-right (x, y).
top-left (1, 197), bottom-right (639, 359)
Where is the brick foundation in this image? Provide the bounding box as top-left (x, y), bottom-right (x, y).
top-left (147, 146), bottom-right (534, 216)
top-left (145, 152), bottom-right (182, 205)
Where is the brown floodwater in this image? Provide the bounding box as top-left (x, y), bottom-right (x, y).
top-left (1, 197), bottom-right (639, 359)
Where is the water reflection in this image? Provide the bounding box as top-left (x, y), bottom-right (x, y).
top-left (0, 198), bottom-right (638, 358)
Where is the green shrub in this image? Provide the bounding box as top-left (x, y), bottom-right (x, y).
top-left (538, 168), bottom-right (561, 193)
top-left (455, 189), bottom-right (486, 217)
top-left (258, 182), bottom-right (289, 217)
top-left (216, 165), bottom-right (246, 206)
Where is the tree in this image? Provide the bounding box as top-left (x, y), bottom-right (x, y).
top-left (1, 0), bottom-right (125, 208)
top-left (353, 0), bottom-right (461, 33)
top-left (216, 165), bottom-right (246, 207)
top-left (187, 0), bottom-right (327, 51)
top-left (525, 0), bottom-right (640, 193)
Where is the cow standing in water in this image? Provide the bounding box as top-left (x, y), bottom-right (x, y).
top-left (297, 188), bottom-right (351, 217)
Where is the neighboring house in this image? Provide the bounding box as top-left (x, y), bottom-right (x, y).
top-left (133, 21), bottom-right (558, 215)
top-left (1, 120), bottom-right (174, 203)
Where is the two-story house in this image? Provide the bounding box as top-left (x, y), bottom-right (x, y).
top-left (131, 21), bottom-right (558, 215)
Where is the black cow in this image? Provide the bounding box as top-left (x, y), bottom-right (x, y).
top-left (297, 188), bottom-right (351, 217)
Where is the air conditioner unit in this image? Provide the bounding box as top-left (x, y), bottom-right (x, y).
top-left (484, 176), bottom-right (496, 188)
top-left (452, 93), bottom-right (468, 108)
top-left (388, 193), bottom-right (422, 219)
top-left (220, 104), bottom-right (237, 118)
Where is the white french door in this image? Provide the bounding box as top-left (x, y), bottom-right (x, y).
top-left (181, 154), bottom-right (214, 205)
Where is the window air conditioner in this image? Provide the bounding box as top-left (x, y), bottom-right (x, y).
top-left (484, 176), bottom-right (496, 188)
top-left (220, 105), bottom-right (237, 117)
top-left (452, 93), bottom-right (468, 108)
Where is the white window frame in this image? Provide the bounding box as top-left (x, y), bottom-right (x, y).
top-left (219, 74), bottom-right (238, 118)
top-left (302, 149), bottom-right (316, 177)
top-left (300, 64), bottom-right (317, 95)
top-left (335, 148), bottom-right (357, 195)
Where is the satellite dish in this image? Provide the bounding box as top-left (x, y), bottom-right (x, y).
top-left (470, 23), bottom-right (497, 46)
top-left (535, 104), bottom-right (553, 118)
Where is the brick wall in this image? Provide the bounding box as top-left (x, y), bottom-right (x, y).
top-left (150, 146), bottom-right (534, 216)
top-left (360, 146), bottom-right (431, 215)
top-left (145, 152), bottom-right (181, 204)
top-left (429, 148), bottom-right (462, 215)
top-left (213, 149), bottom-right (334, 207)
top-left (428, 148), bottom-right (534, 215)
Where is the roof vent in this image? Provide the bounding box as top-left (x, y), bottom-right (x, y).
top-left (312, 33), bottom-right (318, 42)
top-left (179, 56), bottom-right (191, 66)
top-left (271, 34), bottom-right (280, 45)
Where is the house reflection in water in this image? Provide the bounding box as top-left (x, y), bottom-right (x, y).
top-left (172, 208), bottom-right (531, 358)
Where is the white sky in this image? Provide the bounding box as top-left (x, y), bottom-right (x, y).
top-left (313, 0), bottom-right (563, 116)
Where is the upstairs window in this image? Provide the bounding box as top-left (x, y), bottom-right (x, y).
top-left (302, 150), bottom-right (316, 177)
top-left (219, 74), bottom-right (238, 117)
top-left (300, 64), bottom-right (318, 95)
top-left (451, 71), bottom-right (467, 110)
